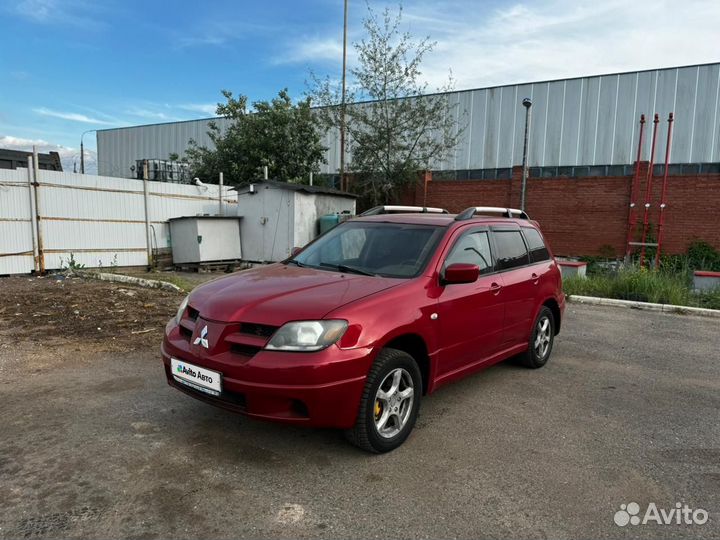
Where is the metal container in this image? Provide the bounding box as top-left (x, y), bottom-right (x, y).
top-left (168, 216), bottom-right (242, 264)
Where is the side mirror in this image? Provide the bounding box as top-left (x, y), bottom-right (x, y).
top-left (443, 263), bottom-right (480, 285)
top-left (290, 247), bottom-right (302, 256)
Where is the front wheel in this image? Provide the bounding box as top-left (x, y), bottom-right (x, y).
top-left (345, 348), bottom-right (422, 453)
top-left (520, 306), bottom-right (555, 369)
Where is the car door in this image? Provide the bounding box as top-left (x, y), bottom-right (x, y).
top-left (490, 225), bottom-right (536, 345)
top-left (436, 227), bottom-right (505, 377)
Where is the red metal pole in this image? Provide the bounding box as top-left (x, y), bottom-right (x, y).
top-left (639, 113), bottom-right (660, 268)
top-left (654, 112), bottom-right (674, 269)
top-left (625, 114), bottom-right (646, 260)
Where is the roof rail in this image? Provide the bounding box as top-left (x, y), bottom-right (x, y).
top-left (360, 205), bottom-right (450, 216)
top-left (455, 206), bottom-right (529, 221)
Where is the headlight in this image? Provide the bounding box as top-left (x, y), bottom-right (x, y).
top-left (175, 295), bottom-right (189, 324)
top-left (265, 320), bottom-right (348, 352)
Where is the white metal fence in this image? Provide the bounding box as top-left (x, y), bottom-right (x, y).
top-left (0, 165), bottom-right (236, 275)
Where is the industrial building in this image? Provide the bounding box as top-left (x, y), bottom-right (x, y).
top-left (97, 62), bottom-right (720, 181)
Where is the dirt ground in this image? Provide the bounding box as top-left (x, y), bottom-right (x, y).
top-left (1, 277), bottom-right (719, 539)
top-left (0, 275), bottom-right (183, 352)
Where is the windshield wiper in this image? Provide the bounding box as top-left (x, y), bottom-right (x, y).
top-left (286, 260), bottom-right (307, 267)
top-left (319, 262), bottom-right (376, 276)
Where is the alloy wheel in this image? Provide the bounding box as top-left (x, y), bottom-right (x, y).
top-left (373, 368), bottom-right (414, 438)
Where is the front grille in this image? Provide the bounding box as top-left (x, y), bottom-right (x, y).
top-left (240, 322), bottom-right (277, 338)
top-left (187, 306), bottom-right (200, 321)
top-left (231, 343), bottom-right (262, 357)
top-left (179, 325), bottom-right (193, 340)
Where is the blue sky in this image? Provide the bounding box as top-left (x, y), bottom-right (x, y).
top-left (1, 0), bottom-right (718, 170)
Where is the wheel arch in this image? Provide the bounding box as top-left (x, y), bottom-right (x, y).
top-left (382, 333), bottom-right (431, 395)
top-left (542, 297), bottom-right (561, 335)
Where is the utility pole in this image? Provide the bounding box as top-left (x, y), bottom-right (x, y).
top-left (80, 129), bottom-right (96, 174)
top-left (520, 98), bottom-right (533, 212)
top-left (339, 0), bottom-right (348, 191)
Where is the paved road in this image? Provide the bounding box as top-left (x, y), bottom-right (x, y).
top-left (1, 304), bottom-right (718, 539)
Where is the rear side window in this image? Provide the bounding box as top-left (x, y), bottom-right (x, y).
top-left (522, 227), bottom-right (550, 263)
top-left (493, 230), bottom-right (529, 270)
top-left (445, 231), bottom-right (494, 274)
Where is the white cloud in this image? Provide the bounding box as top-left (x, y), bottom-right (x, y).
top-left (0, 134), bottom-right (96, 174)
top-left (282, 0), bottom-right (720, 91)
top-left (274, 37), bottom-right (345, 65)
top-left (14, 0), bottom-right (56, 22)
top-left (12, 0), bottom-right (101, 26)
top-left (33, 107), bottom-right (116, 125)
top-left (125, 107), bottom-right (182, 122)
top-left (415, 0), bottom-right (720, 90)
top-left (177, 103), bottom-right (218, 116)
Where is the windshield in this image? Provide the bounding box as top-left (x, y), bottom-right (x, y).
top-left (290, 221), bottom-right (445, 278)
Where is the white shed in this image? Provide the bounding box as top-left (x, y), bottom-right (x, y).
top-left (236, 180), bottom-right (356, 262)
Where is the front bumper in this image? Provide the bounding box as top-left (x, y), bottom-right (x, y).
top-left (161, 320), bottom-right (373, 429)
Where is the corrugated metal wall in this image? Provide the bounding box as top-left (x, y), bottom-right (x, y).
top-left (0, 168), bottom-right (237, 275)
top-left (97, 63), bottom-right (720, 178)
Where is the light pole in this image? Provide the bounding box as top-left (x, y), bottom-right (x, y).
top-left (520, 98), bottom-right (532, 212)
top-left (80, 129), bottom-right (96, 174)
top-left (339, 0), bottom-right (348, 191)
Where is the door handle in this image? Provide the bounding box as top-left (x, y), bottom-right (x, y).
top-left (531, 272), bottom-right (540, 284)
top-left (490, 282), bottom-right (502, 295)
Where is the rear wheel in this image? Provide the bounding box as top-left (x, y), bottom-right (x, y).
top-left (345, 348), bottom-right (421, 453)
top-left (520, 306), bottom-right (555, 369)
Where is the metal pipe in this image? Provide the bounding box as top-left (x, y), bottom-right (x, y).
top-left (32, 147), bottom-right (45, 273)
top-left (218, 171), bottom-right (224, 215)
top-left (26, 156), bottom-right (39, 272)
top-left (339, 0), bottom-right (349, 191)
top-left (625, 114), bottom-right (646, 261)
top-left (520, 98), bottom-right (533, 211)
top-left (654, 112), bottom-right (674, 269)
top-left (639, 113), bottom-right (660, 268)
top-left (142, 160), bottom-right (153, 268)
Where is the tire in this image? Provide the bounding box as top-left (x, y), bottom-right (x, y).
top-left (345, 348), bottom-right (422, 453)
top-left (519, 306), bottom-right (555, 369)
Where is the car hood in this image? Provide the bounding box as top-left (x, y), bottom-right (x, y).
top-left (188, 263), bottom-right (402, 325)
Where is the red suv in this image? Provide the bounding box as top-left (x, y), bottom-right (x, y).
top-left (162, 206), bottom-right (565, 452)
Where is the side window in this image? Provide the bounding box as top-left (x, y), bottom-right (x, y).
top-left (445, 231), bottom-right (493, 274)
top-left (522, 227), bottom-right (550, 263)
top-left (493, 230), bottom-right (530, 270)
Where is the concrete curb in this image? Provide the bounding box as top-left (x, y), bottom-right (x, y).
top-left (81, 272), bottom-right (183, 293)
top-left (568, 295), bottom-right (720, 318)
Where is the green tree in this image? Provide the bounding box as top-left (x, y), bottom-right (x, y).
top-left (186, 89), bottom-right (326, 185)
top-left (310, 5), bottom-right (463, 206)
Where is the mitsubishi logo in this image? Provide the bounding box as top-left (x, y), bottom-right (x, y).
top-left (193, 325), bottom-right (209, 348)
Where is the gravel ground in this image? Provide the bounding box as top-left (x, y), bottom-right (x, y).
top-left (0, 278), bottom-right (718, 539)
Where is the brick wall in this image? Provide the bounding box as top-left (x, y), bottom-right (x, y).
top-left (404, 164), bottom-right (720, 257)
